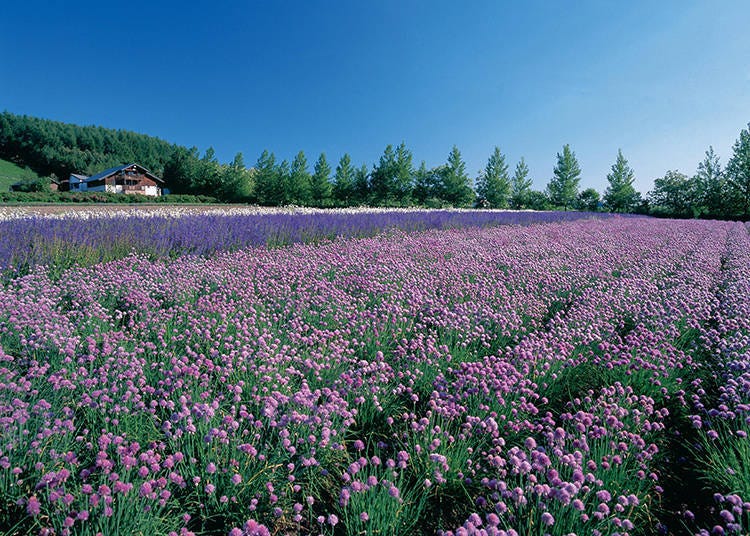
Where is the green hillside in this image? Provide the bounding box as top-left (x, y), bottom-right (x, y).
top-left (0, 158), bottom-right (40, 191)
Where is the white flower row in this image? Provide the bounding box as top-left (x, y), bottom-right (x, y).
top-left (0, 205), bottom-right (535, 222)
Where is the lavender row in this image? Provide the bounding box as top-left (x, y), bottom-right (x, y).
top-left (0, 209), bottom-right (617, 278)
top-left (0, 218), bottom-right (743, 535)
top-left (686, 222), bottom-right (750, 535)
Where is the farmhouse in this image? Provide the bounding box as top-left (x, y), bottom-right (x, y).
top-left (66, 163), bottom-right (163, 196)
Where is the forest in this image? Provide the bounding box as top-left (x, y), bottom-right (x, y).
top-left (1, 111), bottom-right (749, 219)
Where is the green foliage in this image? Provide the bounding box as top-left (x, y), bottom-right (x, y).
top-left (412, 161), bottom-right (441, 205)
top-left (525, 189), bottom-right (551, 210)
top-left (253, 150), bottom-right (285, 206)
top-left (576, 187), bottom-right (601, 212)
top-left (604, 149), bottom-right (638, 213)
top-left (310, 153), bottom-right (333, 207)
top-left (694, 146), bottom-right (725, 219)
top-left (439, 146), bottom-right (474, 207)
top-left (0, 111), bottom-right (174, 183)
top-left (370, 143), bottom-right (414, 206)
top-left (352, 163), bottom-right (370, 205)
top-left (547, 144), bottom-right (581, 210)
top-left (0, 190), bottom-right (218, 203)
top-left (332, 154), bottom-right (355, 206)
top-left (476, 146), bottom-right (511, 208)
top-left (0, 157), bottom-right (41, 191)
top-left (287, 151), bottom-right (312, 205)
top-left (510, 158), bottom-right (533, 209)
top-left (726, 122), bottom-right (750, 219)
top-left (649, 170), bottom-right (695, 218)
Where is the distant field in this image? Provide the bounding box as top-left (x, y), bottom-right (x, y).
top-left (0, 157), bottom-right (40, 191)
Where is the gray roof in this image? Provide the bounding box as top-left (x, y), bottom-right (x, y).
top-left (81, 163), bottom-right (164, 183)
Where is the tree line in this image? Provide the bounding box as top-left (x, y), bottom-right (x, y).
top-left (1, 111), bottom-right (749, 218)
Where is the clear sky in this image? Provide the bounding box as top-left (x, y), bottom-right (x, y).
top-left (1, 1), bottom-right (748, 194)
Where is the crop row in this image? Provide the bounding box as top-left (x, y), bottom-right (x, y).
top-left (0, 217), bottom-right (748, 535)
top-left (0, 209), bottom-right (615, 279)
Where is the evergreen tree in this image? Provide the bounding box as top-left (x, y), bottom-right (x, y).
top-left (413, 161), bottom-right (441, 205)
top-left (218, 152), bottom-right (253, 202)
top-left (393, 142), bottom-right (414, 205)
top-left (369, 144), bottom-right (396, 205)
top-left (352, 163), bottom-right (370, 205)
top-left (476, 146), bottom-right (511, 208)
top-left (726, 123), bottom-right (750, 219)
top-left (333, 153), bottom-right (355, 206)
top-left (440, 146), bottom-right (474, 207)
top-left (547, 144), bottom-right (581, 209)
top-left (201, 147), bottom-right (223, 194)
top-left (510, 158), bottom-right (532, 209)
top-left (254, 150), bottom-right (284, 205)
top-left (370, 143), bottom-right (413, 206)
top-left (163, 146), bottom-right (200, 194)
top-left (286, 150), bottom-right (312, 205)
top-left (694, 146), bottom-right (725, 218)
top-left (310, 152), bottom-right (333, 207)
top-left (604, 149), bottom-right (638, 213)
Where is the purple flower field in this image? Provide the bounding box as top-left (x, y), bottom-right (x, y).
top-left (1, 216), bottom-right (749, 535)
top-left (0, 208), bottom-right (615, 279)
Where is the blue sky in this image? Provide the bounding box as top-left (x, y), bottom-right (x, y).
top-left (1, 1), bottom-right (748, 193)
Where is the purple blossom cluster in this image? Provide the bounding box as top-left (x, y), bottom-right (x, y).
top-left (0, 216), bottom-right (747, 535)
top-left (0, 208), bottom-right (618, 277)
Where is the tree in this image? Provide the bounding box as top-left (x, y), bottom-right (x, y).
top-left (196, 147), bottom-right (222, 195)
top-left (254, 150), bottom-right (284, 205)
top-left (476, 147), bottom-right (511, 208)
top-left (526, 190), bottom-right (550, 210)
top-left (310, 152), bottom-right (333, 207)
top-left (694, 146), bottom-right (726, 219)
top-left (394, 142), bottom-right (414, 205)
top-left (218, 152), bottom-right (253, 202)
top-left (604, 149), bottom-right (638, 213)
top-left (510, 158), bottom-right (532, 209)
top-left (439, 146), bottom-right (474, 207)
top-left (649, 170), bottom-right (694, 217)
top-left (352, 163), bottom-right (370, 205)
top-left (163, 146), bottom-right (200, 194)
top-left (576, 188), bottom-right (601, 212)
top-left (547, 144), bottom-right (581, 209)
top-left (370, 143), bottom-right (413, 206)
top-left (369, 144), bottom-right (396, 205)
top-left (286, 150), bottom-right (312, 205)
top-left (333, 153), bottom-right (355, 206)
top-left (726, 123), bottom-right (750, 219)
top-left (413, 161), bottom-right (441, 205)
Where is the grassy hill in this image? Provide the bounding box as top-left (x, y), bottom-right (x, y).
top-left (0, 158), bottom-right (40, 191)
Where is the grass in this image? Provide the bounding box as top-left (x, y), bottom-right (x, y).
top-left (0, 158), bottom-right (40, 191)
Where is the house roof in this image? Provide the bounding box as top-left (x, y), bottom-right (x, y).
top-left (83, 163), bottom-right (164, 183)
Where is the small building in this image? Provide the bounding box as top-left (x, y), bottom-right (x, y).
top-left (66, 164), bottom-right (163, 196)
